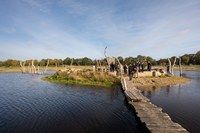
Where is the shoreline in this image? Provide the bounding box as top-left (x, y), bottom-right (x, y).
top-left (0, 66), bottom-right (190, 89)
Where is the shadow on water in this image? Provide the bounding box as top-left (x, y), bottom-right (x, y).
top-left (0, 73), bottom-right (148, 133)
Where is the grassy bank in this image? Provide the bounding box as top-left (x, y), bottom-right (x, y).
top-left (42, 70), bottom-right (120, 87)
top-left (153, 65), bottom-right (200, 71)
top-left (0, 66), bottom-right (22, 73)
top-left (132, 75), bottom-right (190, 91)
top-left (0, 66), bottom-right (94, 73)
top-left (1, 65), bottom-right (200, 73)
top-left (174, 65), bottom-right (200, 71)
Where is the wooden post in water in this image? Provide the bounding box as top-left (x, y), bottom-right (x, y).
top-left (55, 63), bottom-right (58, 71)
top-left (31, 60), bottom-right (37, 74)
top-left (44, 59), bottom-right (49, 74)
top-left (179, 57), bottom-right (182, 77)
top-left (37, 65), bottom-right (40, 74)
top-left (28, 63), bottom-right (31, 73)
top-left (20, 61), bottom-right (26, 73)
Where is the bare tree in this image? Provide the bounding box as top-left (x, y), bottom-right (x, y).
top-left (20, 61), bottom-right (26, 73)
top-left (44, 59), bottom-right (49, 73)
top-left (31, 60), bottom-right (36, 74)
top-left (104, 46), bottom-right (115, 72)
top-left (168, 58), bottom-right (176, 75)
top-left (70, 58), bottom-right (73, 66)
top-left (115, 57), bottom-right (123, 77)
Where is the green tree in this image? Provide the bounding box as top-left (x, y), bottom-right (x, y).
top-left (157, 58), bottom-right (168, 65)
top-left (3, 59), bottom-right (19, 67)
top-left (39, 59), bottom-right (48, 66)
top-left (195, 51), bottom-right (200, 65)
top-left (146, 56), bottom-right (157, 65)
top-left (136, 55), bottom-right (146, 62)
top-left (81, 57), bottom-right (94, 65)
top-left (117, 56), bottom-right (124, 64)
top-left (54, 59), bottom-right (63, 66)
top-left (124, 57), bottom-right (136, 64)
top-left (181, 55), bottom-right (190, 65)
top-left (63, 57), bottom-right (72, 65)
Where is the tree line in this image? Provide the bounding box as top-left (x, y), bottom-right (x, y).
top-left (0, 51), bottom-right (199, 67)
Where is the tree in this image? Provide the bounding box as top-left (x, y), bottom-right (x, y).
top-left (195, 51), bottom-right (200, 65)
top-left (117, 56), bottom-right (124, 64)
top-left (124, 57), bottom-right (136, 64)
top-left (146, 56), bottom-right (157, 65)
top-left (136, 55), bottom-right (146, 62)
top-left (168, 57), bottom-right (176, 75)
top-left (81, 57), bottom-right (94, 65)
top-left (181, 55), bottom-right (190, 65)
top-left (157, 58), bottom-right (168, 66)
top-left (0, 61), bottom-right (3, 66)
top-left (39, 59), bottom-right (48, 66)
top-left (63, 57), bottom-right (72, 65)
top-left (3, 59), bottom-right (19, 67)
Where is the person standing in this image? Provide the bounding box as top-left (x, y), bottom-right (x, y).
top-left (147, 61), bottom-right (152, 71)
top-left (128, 64), bottom-right (133, 80)
top-left (115, 63), bottom-right (120, 76)
top-left (135, 62), bottom-right (139, 78)
top-left (141, 62), bottom-right (144, 72)
top-left (138, 62), bottom-right (141, 72)
top-left (110, 62), bottom-right (115, 72)
top-left (123, 64), bottom-right (128, 76)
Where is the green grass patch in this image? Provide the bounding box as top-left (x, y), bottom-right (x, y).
top-left (42, 70), bottom-right (120, 87)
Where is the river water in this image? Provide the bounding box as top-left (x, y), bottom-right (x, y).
top-left (0, 71), bottom-right (199, 133)
top-left (142, 71), bottom-right (200, 133)
top-left (0, 73), bottom-right (144, 133)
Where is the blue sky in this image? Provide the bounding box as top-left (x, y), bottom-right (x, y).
top-left (0, 0), bottom-right (200, 60)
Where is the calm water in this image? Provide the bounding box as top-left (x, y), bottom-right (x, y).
top-left (142, 71), bottom-right (200, 133)
top-left (0, 73), bottom-right (144, 133)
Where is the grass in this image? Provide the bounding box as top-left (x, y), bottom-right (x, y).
top-left (0, 66), bottom-right (21, 73)
top-left (0, 65), bottom-right (94, 73)
top-left (153, 65), bottom-right (200, 71)
top-left (42, 70), bottom-right (120, 87)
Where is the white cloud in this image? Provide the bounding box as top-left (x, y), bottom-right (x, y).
top-left (0, 0), bottom-right (200, 60)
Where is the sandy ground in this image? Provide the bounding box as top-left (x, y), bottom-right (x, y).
top-left (132, 76), bottom-right (190, 91)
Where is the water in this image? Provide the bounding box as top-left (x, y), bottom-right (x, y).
top-left (142, 71), bottom-right (200, 133)
top-left (0, 73), bottom-right (144, 133)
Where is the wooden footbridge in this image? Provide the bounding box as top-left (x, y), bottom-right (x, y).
top-left (121, 77), bottom-right (189, 133)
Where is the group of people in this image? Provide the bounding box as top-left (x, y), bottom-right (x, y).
top-left (110, 62), bottom-right (120, 76)
top-left (125, 61), bottom-right (152, 80)
top-left (110, 61), bottom-right (152, 80)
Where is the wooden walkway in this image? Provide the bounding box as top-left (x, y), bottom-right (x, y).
top-left (121, 77), bottom-right (189, 133)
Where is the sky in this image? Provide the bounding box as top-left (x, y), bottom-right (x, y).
top-left (0, 0), bottom-right (200, 60)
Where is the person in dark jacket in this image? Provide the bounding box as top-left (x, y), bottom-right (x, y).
top-left (147, 61), bottom-right (152, 71)
top-left (110, 62), bottom-right (115, 72)
top-left (128, 64), bottom-right (133, 80)
top-left (141, 62), bottom-right (144, 72)
top-left (123, 64), bottom-right (128, 76)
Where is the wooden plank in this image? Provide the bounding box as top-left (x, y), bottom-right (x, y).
top-left (121, 77), bottom-right (189, 133)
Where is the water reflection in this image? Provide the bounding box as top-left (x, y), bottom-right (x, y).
top-left (141, 71), bottom-right (200, 133)
top-left (0, 73), bottom-right (143, 133)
